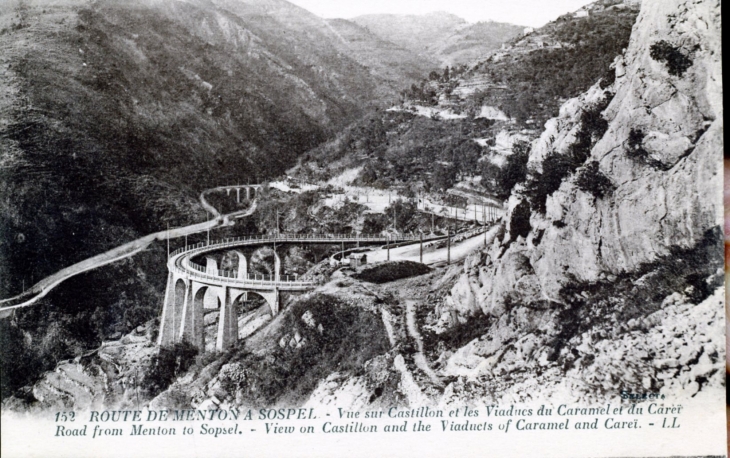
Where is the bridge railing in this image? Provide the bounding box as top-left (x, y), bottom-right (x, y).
top-left (169, 234), bottom-right (439, 259)
top-left (184, 260), bottom-right (303, 283)
top-left (169, 263), bottom-right (315, 289)
top-left (169, 226), bottom-right (494, 284)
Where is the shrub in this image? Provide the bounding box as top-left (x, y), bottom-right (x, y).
top-left (432, 163), bottom-right (458, 191)
top-left (568, 93), bottom-right (613, 165)
top-left (229, 293), bottom-right (391, 406)
top-left (524, 94), bottom-right (612, 213)
top-left (481, 140), bottom-right (530, 199)
top-left (352, 261), bottom-right (431, 284)
top-left (575, 161), bottom-right (614, 198)
top-left (142, 341), bottom-right (199, 397)
top-left (650, 41), bottom-right (693, 76)
top-left (552, 226), bottom-right (723, 361)
top-left (384, 199), bottom-right (419, 233)
top-left (625, 128), bottom-right (665, 169)
top-left (627, 127), bottom-right (645, 152)
top-left (524, 153), bottom-right (578, 214)
top-left (362, 213), bottom-right (388, 234)
top-left (508, 199), bottom-right (532, 240)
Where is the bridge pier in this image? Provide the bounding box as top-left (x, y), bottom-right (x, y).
top-left (234, 250), bottom-right (248, 279)
top-left (160, 278), bottom-right (284, 353)
top-left (216, 287), bottom-right (238, 352)
top-left (161, 232), bottom-right (438, 353)
top-left (274, 251), bottom-right (281, 283)
top-left (205, 257), bottom-right (219, 275)
top-left (158, 273), bottom-right (177, 347)
top-left (180, 281), bottom-right (205, 350)
top-left (159, 277), bottom-right (198, 350)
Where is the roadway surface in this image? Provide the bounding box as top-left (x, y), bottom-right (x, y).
top-left (364, 225), bottom-right (501, 265)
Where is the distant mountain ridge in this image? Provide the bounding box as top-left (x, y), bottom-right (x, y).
top-left (352, 12), bottom-right (524, 66)
top-left (292, 0), bottom-right (641, 200)
top-left (325, 18), bottom-right (440, 95)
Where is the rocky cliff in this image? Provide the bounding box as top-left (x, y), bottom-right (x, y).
top-left (443, 0), bottom-right (723, 403)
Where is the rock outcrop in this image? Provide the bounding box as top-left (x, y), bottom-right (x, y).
top-left (444, 0), bottom-right (723, 402)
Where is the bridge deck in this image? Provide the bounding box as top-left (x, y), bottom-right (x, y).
top-left (168, 234), bottom-right (444, 290)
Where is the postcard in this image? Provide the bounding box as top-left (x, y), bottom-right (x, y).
top-left (0, 0), bottom-right (724, 456)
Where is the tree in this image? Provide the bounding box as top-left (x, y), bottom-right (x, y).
top-left (142, 341), bottom-right (199, 397)
top-left (501, 140), bottom-right (530, 193)
top-left (432, 163), bottom-right (458, 192)
top-left (384, 199), bottom-right (418, 233)
top-left (480, 140), bottom-right (530, 199)
top-left (454, 140), bottom-right (482, 177)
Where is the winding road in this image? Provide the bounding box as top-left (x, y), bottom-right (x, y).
top-left (0, 185), bottom-right (501, 319)
top-left (0, 188), bottom-right (257, 318)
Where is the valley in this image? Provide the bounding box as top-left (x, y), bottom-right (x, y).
top-left (0, 0), bottom-right (723, 431)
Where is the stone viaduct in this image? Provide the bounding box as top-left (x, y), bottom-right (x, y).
top-left (223, 185), bottom-right (260, 203)
top-left (158, 234), bottom-right (434, 352)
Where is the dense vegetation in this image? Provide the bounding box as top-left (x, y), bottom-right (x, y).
top-left (301, 111), bottom-right (494, 191)
top-left (480, 140), bottom-right (530, 199)
top-left (143, 341), bottom-right (199, 397)
top-left (0, 247), bottom-right (167, 399)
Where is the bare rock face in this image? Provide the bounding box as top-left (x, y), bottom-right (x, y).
top-left (454, 0), bottom-right (722, 314)
top-left (534, 0), bottom-right (722, 291)
top-left (440, 287), bottom-right (724, 406)
top-left (445, 0), bottom-right (722, 402)
top-left (2, 324), bottom-right (158, 413)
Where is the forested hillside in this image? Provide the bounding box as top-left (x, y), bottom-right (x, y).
top-left (403, 0), bottom-right (640, 126)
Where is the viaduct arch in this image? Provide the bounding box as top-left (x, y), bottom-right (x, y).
top-left (158, 234), bottom-right (441, 352)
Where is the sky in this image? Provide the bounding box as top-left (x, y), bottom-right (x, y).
top-left (286, 0), bottom-right (596, 28)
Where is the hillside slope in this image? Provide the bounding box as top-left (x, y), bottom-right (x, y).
top-left (293, 0), bottom-right (639, 203)
top-left (3, 0), bottom-right (721, 414)
top-left (0, 0), bottom-right (430, 297)
top-left (325, 18), bottom-right (440, 94)
top-left (426, 20), bottom-right (527, 67)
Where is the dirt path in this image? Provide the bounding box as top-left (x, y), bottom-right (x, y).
top-left (404, 299), bottom-right (443, 387)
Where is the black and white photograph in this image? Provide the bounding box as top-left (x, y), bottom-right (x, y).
top-left (0, 0), bottom-right (724, 456)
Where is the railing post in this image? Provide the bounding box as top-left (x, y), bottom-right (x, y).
top-left (420, 232), bottom-right (423, 263)
top-left (447, 228), bottom-right (451, 264)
